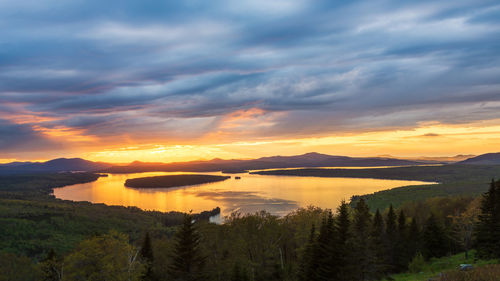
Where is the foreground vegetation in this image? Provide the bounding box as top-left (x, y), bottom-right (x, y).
top-left (386, 251), bottom-right (497, 281)
top-left (124, 174), bottom-right (230, 189)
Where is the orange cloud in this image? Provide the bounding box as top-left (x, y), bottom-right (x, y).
top-left (32, 125), bottom-right (98, 143)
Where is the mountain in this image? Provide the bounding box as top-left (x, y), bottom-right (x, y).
top-left (103, 152), bottom-right (431, 173)
top-left (0, 161), bottom-right (34, 167)
top-left (377, 154), bottom-right (476, 163)
top-left (0, 158), bottom-right (112, 175)
top-left (457, 153), bottom-right (500, 165)
top-left (0, 152), bottom-right (445, 175)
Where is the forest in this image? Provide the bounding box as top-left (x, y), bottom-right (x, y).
top-left (1, 174), bottom-right (500, 280)
top-left (124, 174), bottom-right (230, 189)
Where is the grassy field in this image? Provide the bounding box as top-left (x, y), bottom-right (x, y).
top-left (387, 251), bottom-right (497, 281)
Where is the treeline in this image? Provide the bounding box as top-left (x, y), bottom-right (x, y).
top-left (298, 200), bottom-right (454, 280)
top-left (0, 172), bottom-right (102, 197)
top-left (475, 179), bottom-right (500, 259)
top-left (2, 179), bottom-right (500, 280)
top-left (124, 174), bottom-right (230, 189)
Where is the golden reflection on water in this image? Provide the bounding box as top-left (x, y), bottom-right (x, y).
top-left (53, 171), bottom-right (433, 217)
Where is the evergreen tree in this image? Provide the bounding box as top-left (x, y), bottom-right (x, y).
top-left (336, 201), bottom-right (352, 281)
top-left (397, 210), bottom-right (407, 235)
top-left (298, 224), bottom-right (317, 281)
top-left (336, 201), bottom-right (351, 246)
top-left (140, 232), bottom-right (155, 281)
top-left (422, 213), bottom-right (448, 259)
top-left (371, 209), bottom-right (387, 278)
top-left (494, 180), bottom-right (500, 258)
top-left (314, 211), bottom-right (339, 281)
top-left (474, 179), bottom-right (500, 258)
top-left (385, 205), bottom-right (397, 272)
top-left (39, 249), bottom-right (62, 281)
top-left (168, 214), bottom-right (206, 281)
top-left (352, 199), bottom-right (373, 280)
top-left (407, 218), bottom-right (421, 261)
top-left (395, 210), bottom-right (409, 271)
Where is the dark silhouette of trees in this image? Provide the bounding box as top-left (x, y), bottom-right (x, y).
top-left (475, 179), bottom-right (500, 258)
top-left (336, 201), bottom-right (352, 281)
top-left (422, 213), bottom-right (448, 259)
top-left (298, 224), bottom-right (316, 281)
top-left (407, 218), bottom-right (421, 261)
top-left (395, 210), bottom-right (410, 271)
top-left (352, 199), bottom-right (373, 280)
top-left (168, 214), bottom-right (206, 281)
top-left (371, 209), bottom-right (388, 278)
top-left (385, 205), bottom-right (397, 272)
top-left (140, 232), bottom-right (155, 281)
top-left (314, 212), bottom-right (338, 281)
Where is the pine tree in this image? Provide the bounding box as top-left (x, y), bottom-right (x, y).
top-left (385, 205), bottom-right (397, 272)
top-left (168, 214), bottom-right (206, 281)
top-left (314, 211), bottom-right (339, 281)
top-left (298, 224), bottom-right (317, 281)
top-left (407, 218), bottom-right (421, 261)
top-left (337, 201), bottom-right (351, 246)
top-left (336, 201), bottom-right (352, 281)
top-left (395, 210), bottom-right (409, 271)
top-left (475, 179), bottom-right (500, 258)
top-left (493, 179), bottom-right (500, 258)
top-left (352, 199), bottom-right (373, 280)
top-left (371, 209), bottom-right (388, 278)
top-left (140, 232), bottom-right (155, 281)
top-left (422, 213), bottom-right (447, 259)
top-left (39, 249), bottom-right (62, 281)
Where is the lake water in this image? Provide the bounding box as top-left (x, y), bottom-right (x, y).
top-left (53, 169), bottom-right (433, 220)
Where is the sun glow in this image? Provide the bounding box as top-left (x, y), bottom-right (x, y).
top-left (77, 120), bottom-right (500, 163)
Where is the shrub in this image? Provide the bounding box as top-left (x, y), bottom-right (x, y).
top-left (408, 252), bottom-right (425, 273)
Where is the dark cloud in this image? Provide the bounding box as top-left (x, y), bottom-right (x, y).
top-left (0, 119), bottom-right (62, 152)
top-left (0, 0), bottom-right (499, 148)
top-left (423, 133), bottom-right (440, 137)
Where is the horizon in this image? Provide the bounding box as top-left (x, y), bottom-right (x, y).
top-left (0, 151), bottom-right (487, 165)
top-left (1, 1), bottom-right (500, 163)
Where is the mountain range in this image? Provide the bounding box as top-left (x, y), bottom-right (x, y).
top-left (1, 152), bottom-right (498, 175)
top-left (457, 153), bottom-right (500, 165)
top-left (0, 158), bottom-right (111, 175)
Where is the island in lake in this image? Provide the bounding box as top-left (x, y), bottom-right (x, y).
top-left (124, 174), bottom-right (231, 188)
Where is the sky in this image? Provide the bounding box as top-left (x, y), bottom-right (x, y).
top-left (1, 0), bottom-right (500, 163)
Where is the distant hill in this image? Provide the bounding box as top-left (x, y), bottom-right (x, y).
top-left (378, 154), bottom-right (476, 164)
top-left (458, 153), bottom-right (500, 165)
top-left (0, 158), bottom-right (111, 174)
top-left (103, 152), bottom-right (432, 173)
top-left (0, 152), bottom-right (447, 175)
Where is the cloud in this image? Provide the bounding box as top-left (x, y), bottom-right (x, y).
top-left (422, 133), bottom-right (440, 137)
top-left (0, 0), bottom-right (499, 153)
top-left (0, 119), bottom-right (62, 152)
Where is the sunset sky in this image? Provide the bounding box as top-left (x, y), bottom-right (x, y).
top-left (1, 0), bottom-right (500, 163)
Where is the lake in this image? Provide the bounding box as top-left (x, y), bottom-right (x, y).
top-left (53, 169), bottom-right (433, 220)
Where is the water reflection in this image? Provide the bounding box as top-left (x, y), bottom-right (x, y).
top-left (53, 170), bottom-right (434, 217)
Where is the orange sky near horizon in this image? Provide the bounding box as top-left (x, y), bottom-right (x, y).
top-left (2, 119), bottom-right (500, 164)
